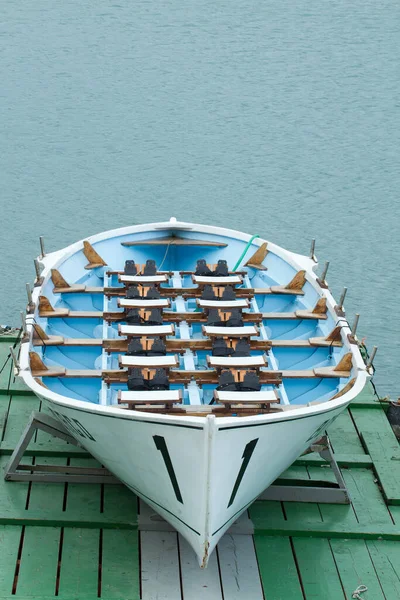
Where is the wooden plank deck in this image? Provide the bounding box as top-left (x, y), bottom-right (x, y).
top-left (0, 334), bottom-right (399, 599)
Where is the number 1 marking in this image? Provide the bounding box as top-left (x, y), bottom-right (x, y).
top-left (153, 435), bottom-right (183, 504)
top-left (227, 438), bottom-right (259, 508)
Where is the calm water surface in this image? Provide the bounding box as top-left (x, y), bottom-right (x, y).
top-left (1, 1), bottom-right (399, 396)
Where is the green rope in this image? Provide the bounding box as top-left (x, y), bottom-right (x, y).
top-left (232, 234), bottom-right (260, 271)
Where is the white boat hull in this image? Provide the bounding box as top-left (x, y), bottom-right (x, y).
top-left (39, 394), bottom-right (345, 567)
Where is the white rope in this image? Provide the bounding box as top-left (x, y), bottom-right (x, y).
top-left (158, 242), bottom-right (171, 271)
top-left (352, 584), bottom-right (368, 599)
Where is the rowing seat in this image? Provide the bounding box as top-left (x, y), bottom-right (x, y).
top-left (207, 355), bottom-right (266, 369)
top-left (119, 274), bottom-right (168, 284)
top-left (119, 355), bottom-right (179, 368)
top-left (119, 324), bottom-right (175, 337)
top-left (214, 389), bottom-right (278, 407)
top-left (143, 259), bottom-right (157, 276)
top-left (197, 298), bottom-right (249, 309)
top-left (214, 260), bottom-right (229, 277)
top-left (201, 285), bottom-right (217, 301)
top-left (192, 275), bottom-right (242, 286)
top-left (195, 259), bottom-right (213, 276)
top-left (203, 325), bottom-right (258, 337)
top-left (119, 298), bottom-right (170, 308)
top-left (124, 260), bottom-right (138, 275)
top-left (126, 285), bottom-right (141, 299)
top-left (146, 286), bottom-right (162, 299)
top-left (212, 337), bottom-right (234, 357)
top-left (118, 389), bottom-right (182, 407)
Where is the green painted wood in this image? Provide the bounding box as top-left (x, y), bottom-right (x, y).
top-left (0, 455), bottom-right (32, 520)
top-left (0, 441), bottom-right (89, 457)
top-left (58, 528), bottom-right (100, 598)
top-left (16, 527), bottom-right (60, 596)
top-left (295, 453), bottom-right (373, 468)
top-left (366, 540), bottom-right (400, 598)
top-left (0, 526), bottom-right (22, 596)
top-left (329, 539), bottom-right (385, 600)
top-left (342, 468), bottom-right (393, 527)
top-left (103, 481), bottom-right (138, 525)
top-left (0, 395), bottom-right (11, 441)
top-left (2, 395), bottom-right (41, 446)
top-left (254, 535), bottom-right (303, 600)
top-left (293, 538), bottom-right (345, 599)
top-left (64, 458), bottom-right (102, 519)
top-left (326, 410), bottom-right (366, 455)
top-left (351, 381), bottom-right (381, 406)
top-left (101, 530), bottom-right (140, 599)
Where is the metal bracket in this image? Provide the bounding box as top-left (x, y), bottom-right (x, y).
top-left (4, 412), bottom-right (119, 484)
top-left (259, 435), bottom-right (350, 504)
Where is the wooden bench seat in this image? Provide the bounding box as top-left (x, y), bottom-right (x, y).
top-left (196, 298), bottom-right (250, 309)
top-left (118, 324), bottom-right (175, 337)
top-left (163, 311), bottom-right (262, 323)
top-left (118, 298), bottom-right (170, 308)
top-left (118, 355), bottom-right (179, 368)
top-left (214, 390), bottom-right (278, 405)
top-left (203, 325), bottom-right (259, 337)
top-left (121, 237), bottom-right (228, 247)
top-left (118, 390), bottom-right (182, 406)
top-left (262, 311), bottom-right (327, 321)
top-left (119, 274), bottom-right (169, 284)
top-left (206, 355), bottom-right (267, 368)
top-left (192, 275), bottom-right (243, 285)
top-left (53, 285), bottom-right (105, 294)
top-left (39, 369), bottom-right (102, 378)
top-left (103, 369), bottom-right (282, 386)
top-left (103, 338), bottom-right (272, 353)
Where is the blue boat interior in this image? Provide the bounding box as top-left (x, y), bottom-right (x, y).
top-left (28, 227), bottom-right (357, 414)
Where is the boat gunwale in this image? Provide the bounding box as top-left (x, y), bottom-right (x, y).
top-left (19, 218), bottom-right (369, 425)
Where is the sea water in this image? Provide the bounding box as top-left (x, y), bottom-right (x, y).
top-left (1, 0), bottom-right (399, 396)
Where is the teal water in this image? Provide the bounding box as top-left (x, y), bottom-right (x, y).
top-left (1, 1), bottom-right (399, 397)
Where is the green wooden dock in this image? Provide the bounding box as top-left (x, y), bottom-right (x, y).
top-left (0, 332), bottom-right (399, 599)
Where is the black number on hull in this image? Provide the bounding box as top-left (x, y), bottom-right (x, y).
top-left (227, 438), bottom-right (259, 508)
top-left (153, 435), bottom-right (183, 504)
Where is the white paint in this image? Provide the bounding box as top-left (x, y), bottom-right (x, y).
top-left (119, 274), bottom-right (168, 283)
top-left (192, 275), bottom-right (242, 285)
top-left (215, 390), bottom-right (277, 403)
top-left (197, 299), bottom-right (250, 309)
top-left (207, 356), bottom-right (266, 368)
top-left (119, 324), bottom-right (174, 336)
top-left (203, 325), bottom-right (258, 337)
top-left (120, 390), bottom-right (181, 402)
top-left (118, 298), bottom-right (170, 308)
top-left (119, 355), bottom-right (178, 368)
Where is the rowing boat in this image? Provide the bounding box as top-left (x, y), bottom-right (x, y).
top-left (19, 218), bottom-right (368, 567)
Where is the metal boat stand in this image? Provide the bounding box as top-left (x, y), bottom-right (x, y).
top-left (4, 412), bottom-right (350, 506)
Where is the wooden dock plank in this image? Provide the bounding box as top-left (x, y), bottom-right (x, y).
top-left (101, 530), bottom-right (140, 600)
top-left (0, 526), bottom-right (22, 596)
top-left (282, 470), bottom-right (346, 598)
top-left (292, 538), bottom-right (346, 599)
top-left (58, 528), bottom-right (100, 598)
top-left (140, 531), bottom-right (181, 600)
top-left (16, 527), bottom-right (60, 596)
top-left (217, 533), bottom-right (264, 600)
top-left (253, 535), bottom-right (303, 600)
top-left (2, 394), bottom-right (41, 446)
top-left (330, 539), bottom-right (386, 600)
top-left (350, 406), bottom-right (400, 505)
top-left (366, 540), bottom-right (400, 598)
top-left (179, 535), bottom-right (223, 600)
top-left (327, 410), bottom-right (366, 455)
top-left (0, 455), bottom-right (32, 521)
